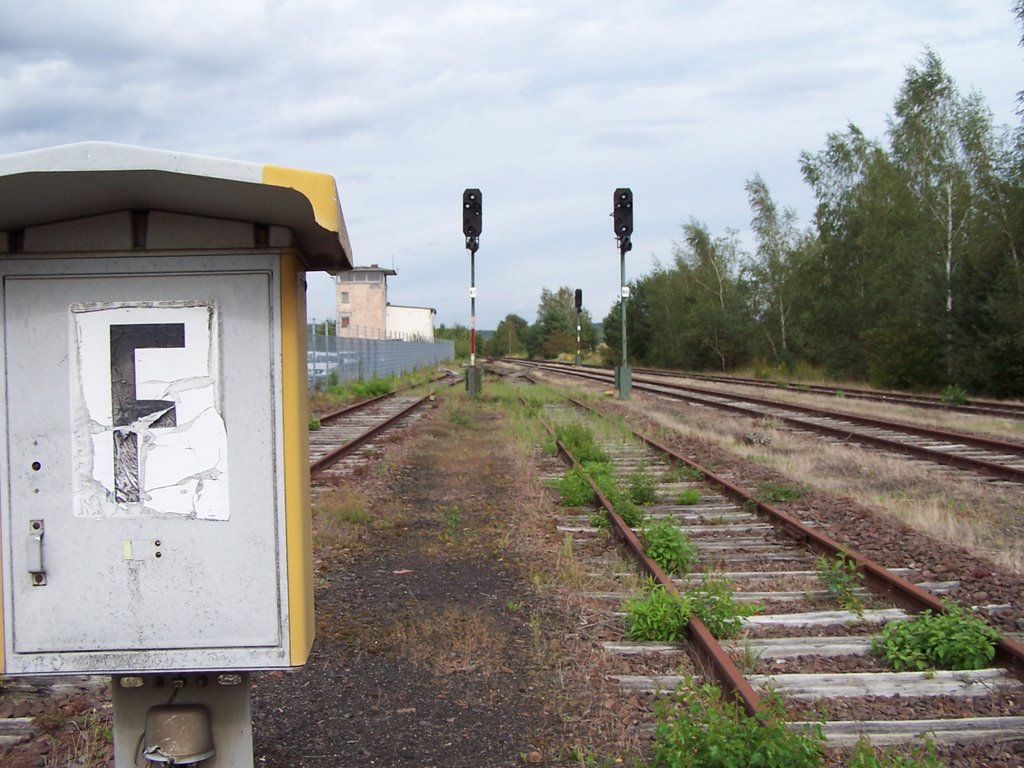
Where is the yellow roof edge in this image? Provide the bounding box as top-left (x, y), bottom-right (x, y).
top-left (261, 165), bottom-right (342, 236)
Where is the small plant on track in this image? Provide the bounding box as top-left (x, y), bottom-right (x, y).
top-left (664, 464), bottom-right (704, 483)
top-left (624, 577), bottom-right (755, 642)
top-left (623, 583), bottom-right (691, 642)
top-left (873, 602), bottom-right (999, 671)
top-left (676, 489), bottom-right (702, 505)
top-left (941, 384), bottom-right (969, 406)
top-left (687, 573), bottom-right (759, 639)
top-left (650, 682), bottom-right (824, 768)
top-left (816, 554), bottom-right (865, 616)
top-left (846, 735), bottom-right (944, 767)
top-left (627, 469), bottom-right (659, 505)
top-left (555, 465), bottom-right (599, 507)
top-left (642, 520), bottom-right (696, 575)
top-left (585, 464), bottom-right (645, 529)
top-left (758, 481), bottom-right (804, 503)
top-left (554, 423), bottom-right (610, 465)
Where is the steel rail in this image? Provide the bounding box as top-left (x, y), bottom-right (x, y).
top-left (531, 362), bottom-right (1024, 485)
top-left (562, 394), bottom-right (1024, 681)
top-left (316, 393), bottom-right (391, 424)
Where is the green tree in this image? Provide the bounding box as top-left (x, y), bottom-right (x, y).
top-left (799, 125), bottom-right (925, 382)
top-left (602, 278), bottom-right (652, 366)
top-left (670, 221), bottom-right (751, 371)
top-left (744, 173), bottom-right (806, 365)
top-left (488, 314), bottom-right (529, 356)
top-left (1017, 0), bottom-right (1024, 112)
top-left (435, 323), bottom-right (472, 358)
top-left (526, 287), bottom-right (597, 359)
top-left (797, 51), bottom-right (1019, 391)
top-left (888, 48), bottom-right (986, 379)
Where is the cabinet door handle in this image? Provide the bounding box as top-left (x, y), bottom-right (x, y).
top-left (27, 520), bottom-right (45, 586)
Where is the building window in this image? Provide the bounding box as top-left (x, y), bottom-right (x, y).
top-left (340, 316), bottom-right (350, 329)
top-left (340, 291), bottom-right (350, 303)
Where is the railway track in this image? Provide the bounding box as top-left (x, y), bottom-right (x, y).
top-left (639, 366), bottom-right (1024, 421)
top-left (530, 359), bottom-right (1024, 421)
top-left (309, 379), bottom-right (454, 481)
top-left (530, 388), bottom-right (1024, 760)
top-left (522, 361), bottom-right (1024, 486)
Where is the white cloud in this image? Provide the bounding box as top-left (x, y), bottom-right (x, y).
top-left (1, 0), bottom-right (1020, 328)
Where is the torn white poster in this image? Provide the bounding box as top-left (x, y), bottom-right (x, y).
top-left (69, 301), bottom-right (229, 520)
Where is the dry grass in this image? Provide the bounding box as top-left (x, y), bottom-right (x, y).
top-left (635, 401), bottom-right (1024, 574)
top-left (312, 484), bottom-right (409, 557)
top-left (39, 704), bottom-right (112, 768)
top-left (384, 606), bottom-right (512, 676)
top-left (642, 371), bottom-right (1024, 443)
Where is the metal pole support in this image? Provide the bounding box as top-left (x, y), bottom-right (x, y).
top-left (112, 671), bottom-right (253, 767)
top-left (467, 245), bottom-right (481, 396)
top-left (617, 243), bottom-right (631, 399)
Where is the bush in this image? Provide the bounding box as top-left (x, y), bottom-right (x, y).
top-left (554, 423), bottom-right (610, 465)
top-left (627, 470), bottom-right (659, 505)
top-left (687, 574), bottom-right (759, 639)
top-left (676, 489), bottom-right (702, 505)
top-left (623, 584), bottom-right (691, 642)
top-left (874, 603), bottom-right (998, 671)
top-left (642, 520), bottom-right (696, 575)
top-left (555, 466), bottom-right (596, 507)
top-left (651, 684), bottom-right (824, 768)
top-left (847, 736), bottom-right (944, 768)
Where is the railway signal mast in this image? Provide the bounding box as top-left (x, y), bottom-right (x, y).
top-left (574, 288), bottom-right (583, 367)
top-left (613, 188), bottom-right (633, 399)
top-left (463, 188), bottom-right (483, 396)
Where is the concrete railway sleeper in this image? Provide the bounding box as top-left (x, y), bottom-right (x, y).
top-left (526, 384), bottom-right (1024, 759)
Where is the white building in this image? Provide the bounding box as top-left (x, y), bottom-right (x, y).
top-left (386, 304), bottom-right (436, 341)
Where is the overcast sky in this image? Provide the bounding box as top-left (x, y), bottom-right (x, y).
top-left (2, 2), bottom-right (1020, 330)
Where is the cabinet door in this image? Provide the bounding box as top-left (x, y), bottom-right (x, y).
top-left (3, 270), bottom-right (283, 655)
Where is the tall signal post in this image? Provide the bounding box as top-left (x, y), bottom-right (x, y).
top-left (613, 188), bottom-right (633, 399)
top-left (574, 288), bottom-right (583, 367)
top-left (463, 188), bottom-right (483, 396)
